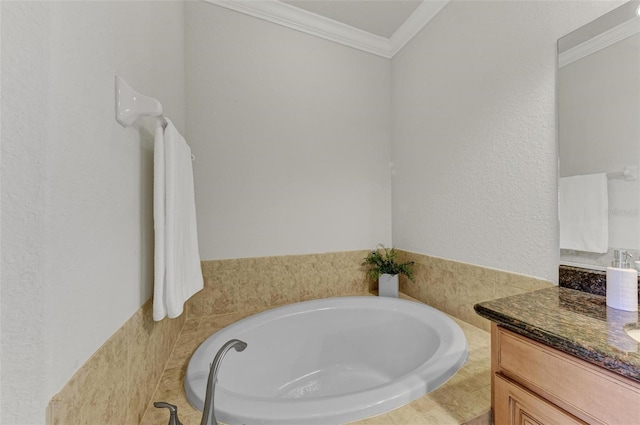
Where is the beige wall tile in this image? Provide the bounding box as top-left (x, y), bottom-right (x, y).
top-left (398, 250), bottom-right (552, 330)
top-left (49, 298), bottom-right (185, 425)
top-left (51, 249), bottom-right (543, 425)
top-left (48, 400), bottom-right (80, 425)
top-left (194, 251), bottom-right (370, 319)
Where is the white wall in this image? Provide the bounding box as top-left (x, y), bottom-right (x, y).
top-left (185, 2), bottom-right (392, 260)
top-left (1, 2), bottom-right (185, 423)
top-left (391, 1), bottom-right (623, 283)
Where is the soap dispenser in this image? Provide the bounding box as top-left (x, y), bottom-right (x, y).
top-left (606, 249), bottom-right (638, 312)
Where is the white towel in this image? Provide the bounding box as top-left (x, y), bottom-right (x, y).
top-left (559, 173), bottom-right (609, 253)
top-left (153, 119), bottom-right (204, 321)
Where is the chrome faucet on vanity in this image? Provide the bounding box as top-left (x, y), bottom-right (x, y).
top-left (155, 339), bottom-right (248, 425)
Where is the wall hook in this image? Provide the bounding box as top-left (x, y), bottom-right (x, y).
top-left (115, 75), bottom-right (167, 128)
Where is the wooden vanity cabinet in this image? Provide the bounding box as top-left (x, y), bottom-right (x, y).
top-left (494, 373), bottom-right (586, 425)
top-left (491, 324), bottom-right (640, 425)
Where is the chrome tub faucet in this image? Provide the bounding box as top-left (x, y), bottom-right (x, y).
top-left (155, 338), bottom-right (248, 425)
top-left (201, 339), bottom-right (248, 425)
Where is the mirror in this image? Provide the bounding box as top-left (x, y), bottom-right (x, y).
top-left (558, 1), bottom-right (640, 269)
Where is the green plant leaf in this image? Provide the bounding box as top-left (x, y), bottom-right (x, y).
top-left (362, 244), bottom-right (414, 282)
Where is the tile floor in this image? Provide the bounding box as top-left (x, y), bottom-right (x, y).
top-left (139, 294), bottom-right (491, 425)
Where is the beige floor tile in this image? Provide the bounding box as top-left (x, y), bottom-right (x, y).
top-left (463, 410), bottom-right (492, 425)
top-left (455, 386), bottom-right (492, 422)
top-left (349, 413), bottom-right (395, 425)
top-left (409, 403), bottom-right (464, 425)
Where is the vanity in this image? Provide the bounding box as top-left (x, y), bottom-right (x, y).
top-left (475, 286), bottom-right (640, 424)
top-left (480, 1), bottom-right (640, 422)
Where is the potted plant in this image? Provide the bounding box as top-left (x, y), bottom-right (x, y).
top-left (363, 245), bottom-right (414, 297)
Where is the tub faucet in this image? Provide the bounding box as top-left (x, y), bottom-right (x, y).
top-left (154, 402), bottom-right (183, 425)
top-left (201, 339), bottom-right (248, 425)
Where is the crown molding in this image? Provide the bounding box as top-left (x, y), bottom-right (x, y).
top-left (205, 0), bottom-right (448, 59)
top-left (559, 16), bottom-right (640, 68)
top-left (390, 1), bottom-right (448, 57)
top-left (207, 0), bottom-right (391, 58)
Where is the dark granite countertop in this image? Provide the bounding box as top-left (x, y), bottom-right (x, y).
top-left (474, 286), bottom-right (640, 383)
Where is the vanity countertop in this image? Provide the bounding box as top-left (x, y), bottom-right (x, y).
top-left (474, 286), bottom-right (640, 383)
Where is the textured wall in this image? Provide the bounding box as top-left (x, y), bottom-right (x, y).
top-left (1, 3), bottom-right (50, 422)
top-left (185, 2), bottom-right (392, 260)
top-left (391, 1), bottom-right (623, 284)
top-left (1, 2), bottom-right (185, 423)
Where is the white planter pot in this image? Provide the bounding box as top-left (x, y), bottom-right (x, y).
top-left (378, 273), bottom-right (399, 298)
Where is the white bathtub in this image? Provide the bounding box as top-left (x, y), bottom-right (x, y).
top-left (185, 296), bottom-right (468, 425)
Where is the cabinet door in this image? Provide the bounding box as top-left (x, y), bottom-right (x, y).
top-left (494, 374), bottom-right (587, 425)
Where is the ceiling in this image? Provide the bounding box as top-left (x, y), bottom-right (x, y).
top-left (207, 0), bottom-right (448, 58)
top-left (282, 0), bottom-right (423, 38)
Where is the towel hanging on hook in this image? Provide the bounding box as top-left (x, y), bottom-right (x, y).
top-left (152, 116), bottom-right (203, 321)
top-left (114, 75), bottom-right (203, 320)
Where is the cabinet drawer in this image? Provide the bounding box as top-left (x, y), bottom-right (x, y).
top-left (495, 373), bottom-right (586, 425)
top-left (496, 326), bottom-right (640, 424)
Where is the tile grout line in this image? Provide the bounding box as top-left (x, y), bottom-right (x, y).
top-left (137, 315), bottom-right (192, 424)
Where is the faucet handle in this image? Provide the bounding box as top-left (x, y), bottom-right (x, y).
top-left (154, 402), bottom-right (184, 425)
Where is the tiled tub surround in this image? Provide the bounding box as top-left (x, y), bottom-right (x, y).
top-left (398, 251), bottom-right (552, 332)
top-left (190, 250), bottom-right (552, 333)
top-left (46, 250), bottom-right (369, 425)
top-left (187, 250), bottom-right (373, 317)
top-left (46, 298), bottom-right (185, 425)
top-left (46, 249), bottom-right (549, 425)
top-left (475, 286), bottom-right (640, 383)
top-left (140, 293), bottom-right (492, 425)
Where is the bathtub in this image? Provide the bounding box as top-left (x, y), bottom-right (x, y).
top-left (185, 296), bottom-right (468, 425)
